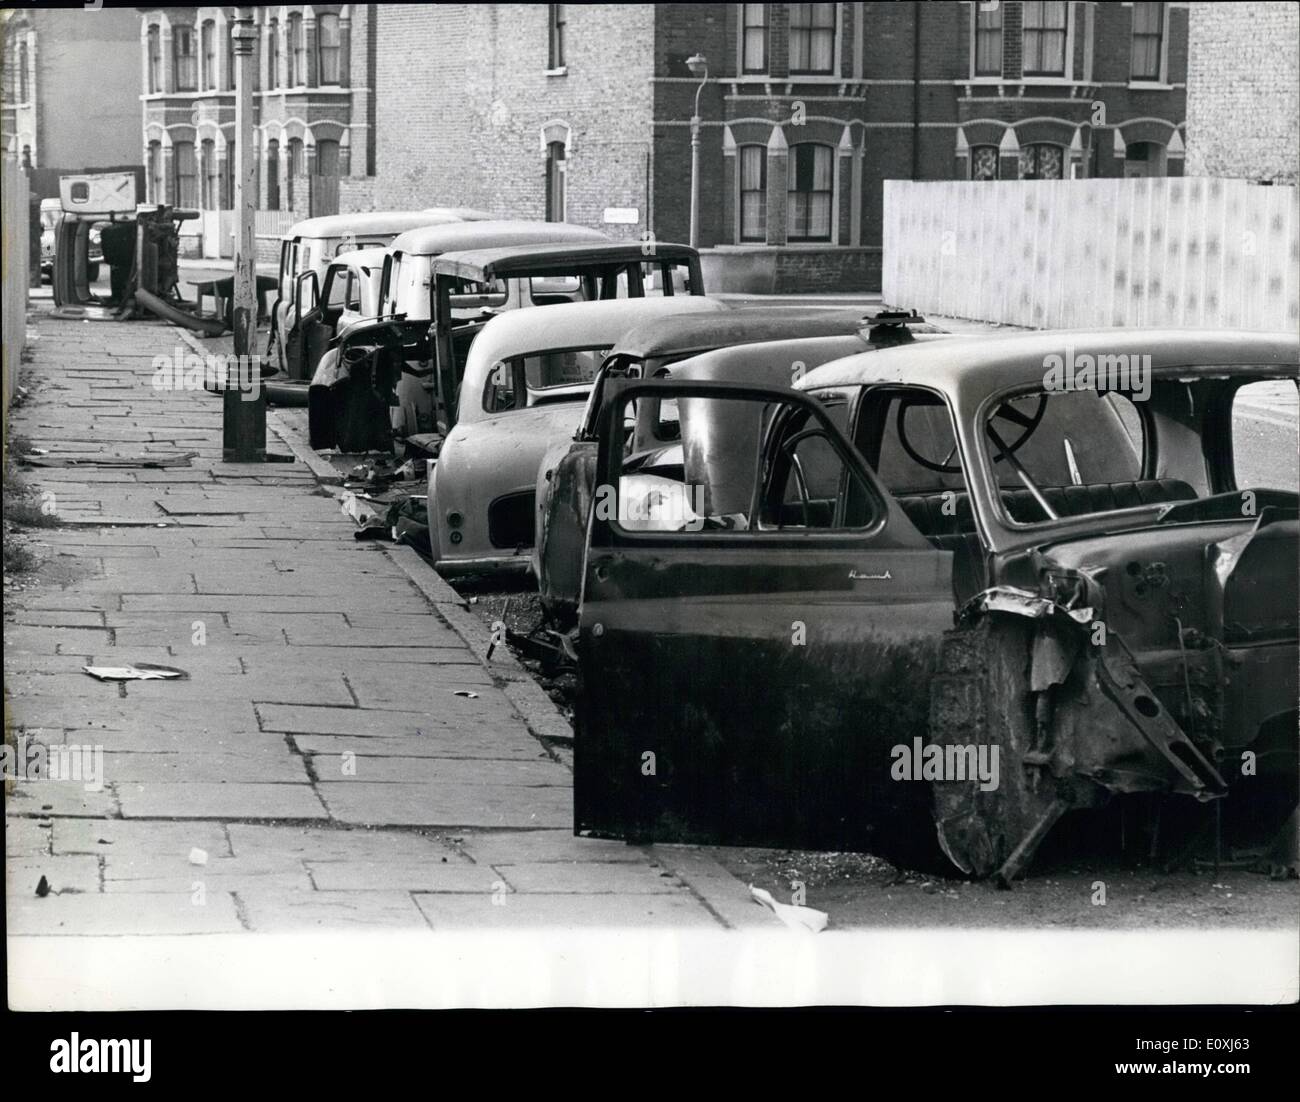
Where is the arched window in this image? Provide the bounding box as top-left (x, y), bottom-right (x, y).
top-left (201, 20), bottom-right (216, 90)
top-left (970, 144), bottom-right (999, 181)
top-left (200, 140), bottom-right (217, 208)
top-left (287, 13), bottom-right (305, 86)
top-left (266, 139), bottom-right (280, 210)
top-left (146, 27), bottom-right (161, 93)
top-left (318, 13), bottom-right (341, 85)
top-left (174, 25), bottom-right (197, 91)
top-left (545, 140), bottom-right (566, 222)
top-left (267, 20), bottom-right (279, 88)
top-left (1018, 142), bottom-right (1063, 180)
top-left (287, 137), bottom-right (303, 208)
top-left (738, 144), bottom-right (767, 242)
top-left (316, 138), bottom-right (340, 177)
top-left (173, 141), bottom-right (197, 207)
top-left (1124, 140), bottom-right (1167, 178)
top-left (787, 142), bottom-right (833, 242)
top-left (147, 141), bottom-right (163, 203)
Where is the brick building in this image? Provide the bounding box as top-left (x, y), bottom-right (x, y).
top-left (2, 6), bottom-right (140, 171)
top-left (1185, 1), bottom-right (1298, 183)
top-left (365, 2), bottom-right (1190, 291)
top-left (138, 5), bottom-right (373, 255)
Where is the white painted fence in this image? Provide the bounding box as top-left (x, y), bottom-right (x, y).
top-left (883, 178), bottom-right (1300, 332)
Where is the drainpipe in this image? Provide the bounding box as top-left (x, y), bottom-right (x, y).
top-left (911, 2), bottom-right (922, 180)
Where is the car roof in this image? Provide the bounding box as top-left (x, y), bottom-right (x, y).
top-left (422, 207), bottom-right (495, 221)
top-left (609, 307), bottom-right (878, 361)
top-left (795, 328), bottom-right (1300, 399)
top-left (463, 297), bottom-right (728, 380)
top-left (668, 333), bottom-right (871, 382)
top-left (389, 220), bottom-right (609, 257)
top-left (432, 241), bottom-right (698, 281)
top-left (285, 210), bottom-right (468, 239)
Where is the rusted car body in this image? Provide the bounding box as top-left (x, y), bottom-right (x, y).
top-left (426, 296), bottom-right (727, 577)
top-left (308, 235), bottom-right (705, 453)
top-left (270, 208), bottom-right (493, 396)
top-left (534, 310), bottom-right (949, 627)
top-left (573, 329), bottom-right (1299, 882)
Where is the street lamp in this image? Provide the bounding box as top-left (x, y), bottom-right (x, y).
top-left (686, 52), bottom-right (708, 249)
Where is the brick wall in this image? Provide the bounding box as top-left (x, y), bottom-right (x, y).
top-left (372, 4), bottom-right (655, 239)
top-left (1186, 1), bottom-right (1299, 183)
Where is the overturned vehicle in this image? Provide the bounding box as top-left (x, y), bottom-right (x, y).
top-left (572, 329), bottom-right (1299, 882)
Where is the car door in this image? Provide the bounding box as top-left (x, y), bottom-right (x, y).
top-left (575, 379), bottom-right (956, 860)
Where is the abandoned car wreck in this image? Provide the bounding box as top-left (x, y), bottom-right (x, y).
top-left (567, 329), bottom-right (1299, 884)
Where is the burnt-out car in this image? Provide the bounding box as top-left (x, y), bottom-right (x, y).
top-left (573, 329), bottom-right (1299, 882)
top-left (534, 310), bottom-right (949, 627)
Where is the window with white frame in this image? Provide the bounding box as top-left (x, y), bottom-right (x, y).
top-left (200, 139), bottom-right (217, 208)
top-left (545, 140), bottom-right (566, 221)
top-left (201, 21), bottom-right (216, 90)
top-left (267, 19), bottom-right (279, 88)
top-left (548, 5), bottom-right (566, 69)
top-left (787, 142), bottom-right (833, 241)
top-left (973, 2), bottom-right (1002, 77)
top-left (1130, 3), bottom-right (1164, 81)
top-left (738, 144), bottom-right (767, 241)
top-left (174, 25), bottom-right (197, 91)
top-left (741, 4), bottom-right (768, 74)
top-left (146, 27), bottom-right (161, 93)
top-left (789, 3), bottom-right (836, 76)
top-left (173, 140), bottom-right (197, 206)
top-left (287, 13), bottom-right (305, 86)
top-left (1022, 0), bottom-right (1067, 77)
top-left (318, 13), bottom-right (341, 84)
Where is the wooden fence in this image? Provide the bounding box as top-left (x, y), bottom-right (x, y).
top-left (883, 178), bottom-right (1300, 332)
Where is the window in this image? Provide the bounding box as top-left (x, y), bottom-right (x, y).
top-left (17, 41), bottom-right (28, 101)
top-left (222, 151), bottom-right (233, 208)
top-left (287, 13), bottom-right (305, 86)
top-left (267, 19), bottom-right (278, 88)
top-left (173, 141), bottom-right (197, 207)
top-left (548, 4), bottom-right (566, 69)
top-left (345, 271), bottom-right (362, 312)
top-left (200, 139), bottom-right (217, 208)
top-left (1131, 2), bottom-right (1164, 81)
top-left (266, 139), bottom-right (280, 210)
top-left (787, 143), bottom-right (833, 242)
top-left (789, 3), bottom-right (836, 75)
top-left (545, 140), bottom-right (566, 222)
top-left (741, 4), bottom-right (768, 74)
top-left (1233, 379), bottom-right (1299, 492)
top-left (974, 2), bottom-right (1002, 77)
top-left (1022, 0), bottom-right (1067, 77)
top-left (147, 141), bottom-right (162, 203)
top-left (318, 13), bottom-right (341, 84)
top-left (146, 28), bottom-right (162, 94)
top-left (738, 144), bottom-right (767, 241)
top-left (316, 138), bottom-right (340, 178)
top-left (174, 25), bottom-right (197, 91)
top-left (287, 138), bottom-right (303, 209)
top-left (1019, 142), bottom-right (1062, 180)
top-left (226, 22), bottom-right (236, 91)
top-left (201, 20), bottom-right (216, 90)
top-left (970, 144), bottom-right (1000, 181)
top-left (1123, 140), bottom-right (1166, 178)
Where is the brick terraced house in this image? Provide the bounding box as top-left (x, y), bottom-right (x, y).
top-left (138, 5), bottom-right (373, 256)
top-left (364, 2), bottom-right (1190, 292)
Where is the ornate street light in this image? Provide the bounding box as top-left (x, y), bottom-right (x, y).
top-left (686, 53), bottom-right (708, 249)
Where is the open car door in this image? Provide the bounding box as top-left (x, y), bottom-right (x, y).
top-left (283, 270), bottom-right (329, 383)
top-left (575, 379), bottom-right (957, 864)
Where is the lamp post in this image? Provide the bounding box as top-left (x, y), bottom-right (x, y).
top-left (686, 53), bottom-right (708, 249)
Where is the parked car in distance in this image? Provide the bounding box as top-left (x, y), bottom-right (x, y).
top-left (270, 208), bottom-right (492, 395)
top-left (309, 232), bottom-right (707, 453)
top-left (534, 309), bottom-right (948, 627)
top-left (573, 329), bottom-right (1299, 883)
top-left (427, 295), bottom-right (728, 578)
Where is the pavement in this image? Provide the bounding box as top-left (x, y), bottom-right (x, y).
top-left (4, 311), bottom-right (777, 951)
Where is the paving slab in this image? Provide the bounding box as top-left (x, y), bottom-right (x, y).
top-left (307, 860), bottom-right (503, 892)
top-left (413, 892), bottom-right (723, 930)
top-left (237, 890), bottom-right (432, 932)
top-left (317, 781), bottom-right (570, 828)
top-left (7, 892), bottom-right (244, 936)
top-left (52, 818), bottom-right (233, 857)
top-left (116, 781), bottom-right (329, 820)
top-left (7, 855), bottom-right (103, 895)
top-left (494, 862), bottom-right (688, 894)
